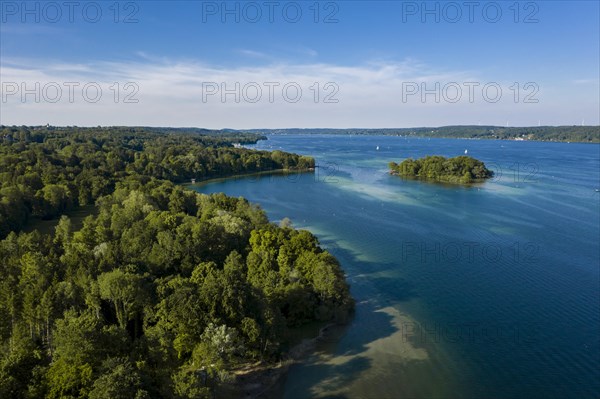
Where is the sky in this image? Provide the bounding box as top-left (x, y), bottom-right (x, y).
top-left (1, 0), bottom-right (599, 128)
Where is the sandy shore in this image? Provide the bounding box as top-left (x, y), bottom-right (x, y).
top-left (223, 323), bottom-right (338, 399)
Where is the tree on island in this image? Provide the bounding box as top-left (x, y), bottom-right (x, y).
top-left (389, 155), bottom-right (494, 184)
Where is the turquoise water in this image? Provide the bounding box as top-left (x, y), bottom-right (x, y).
top-left (193, 135), bottom-right (600, 399)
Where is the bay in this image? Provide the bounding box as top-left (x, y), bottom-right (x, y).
top-left (192, 135), bottom-right (600, 399)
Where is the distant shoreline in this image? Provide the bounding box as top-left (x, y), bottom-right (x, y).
top-left (258, 133), bottom-right (600, 144)
top-left (4, 125), bottom-right (597, 143)
top-left (245, 126), bottom-right (600, 144)
top-left (256, 133), bottom-right (600, 145)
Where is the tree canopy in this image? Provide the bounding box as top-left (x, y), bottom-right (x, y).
top-left (0, 126), bottom-right (314, 239)
top-left (0, 126), bottom-right (347, 398)
top-left (0, 179), bottom-right (353, 398)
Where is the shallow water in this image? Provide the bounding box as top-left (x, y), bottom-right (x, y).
top-left (193, 135), bottom-right (600, 399)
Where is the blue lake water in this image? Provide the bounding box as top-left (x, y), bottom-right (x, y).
top-left (193, 135), bottom-right (600, 399)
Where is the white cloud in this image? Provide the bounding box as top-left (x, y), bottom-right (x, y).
top-left (1, 57), bottom-right (598, 128)
top-left (299, 47), bottom-right (318, 57)
top-left (238, 49), bottom-right (268, 58)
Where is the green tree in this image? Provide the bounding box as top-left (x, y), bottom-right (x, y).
top-left (88, 358), bottom-right (150, 399)
top-left (98, 269), bottom-right (149, 332)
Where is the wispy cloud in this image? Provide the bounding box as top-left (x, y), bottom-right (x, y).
top-left (299, 47), bottom-right (318, 57)
top-left (236, 46), bottom-right (318, 62)
top-left (238, 49), bottom-right (269, 58)
top-left (1, 57), bottom-right (597, 127)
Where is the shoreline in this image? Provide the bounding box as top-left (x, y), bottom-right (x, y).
top-left (186, 164), bottom-right (345, 398)
top-left (225, 322), bottom-right (340, 399)
top-left (389, 171), bottom-right (490, 186)
top-left (184, 168), bottom-right (315, 188)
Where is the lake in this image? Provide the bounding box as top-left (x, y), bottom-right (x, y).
top-left (192, 135), bottom-right (600, 399)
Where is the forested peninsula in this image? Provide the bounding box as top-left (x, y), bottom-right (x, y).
top-left (0, 126), bottom-right (315, 238)
top-left (389, 155), bottom-right (494, 184)
top-left (0, 126), bottom-right (352, 398)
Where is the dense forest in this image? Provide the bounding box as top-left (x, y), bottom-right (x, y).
top-left (0, 126), bottom-right (314, 239)
top-left (0, 126), bottom-right (351, 398)
top-left (248, 125), bottom-right (600, 143)
top-left (389, 155), bottom-right (494, 184)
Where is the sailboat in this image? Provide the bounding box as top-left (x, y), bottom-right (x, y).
top-left (376, 146), bottom-right (380, 151)
top-left (464, 149), bottom-right (468, 154)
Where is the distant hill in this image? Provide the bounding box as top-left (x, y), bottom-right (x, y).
top-left (243, 126), bottom-right (600, 143)
top-left (3, 125), bottom-right (597, 143)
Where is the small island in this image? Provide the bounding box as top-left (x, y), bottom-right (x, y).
top-left (389, 155), bottom-right (494, 184)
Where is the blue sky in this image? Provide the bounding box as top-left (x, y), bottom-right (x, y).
top-left (1, 1), bottom-right (599, 128)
